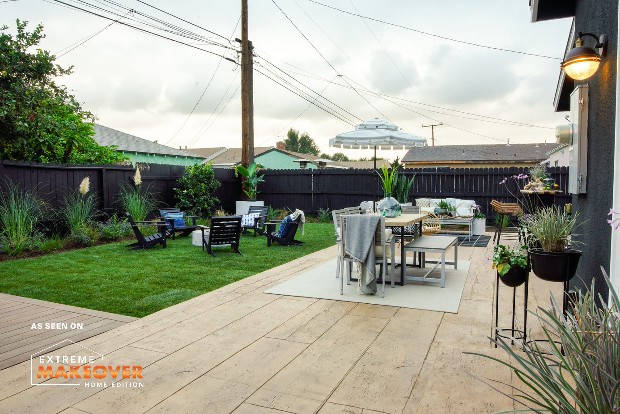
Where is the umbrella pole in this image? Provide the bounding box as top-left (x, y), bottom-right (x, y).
top-left (373, 146), bottom-right (377, 213)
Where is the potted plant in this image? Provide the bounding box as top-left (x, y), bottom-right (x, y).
top-left (472, 205), bottom-right (486, 236)
top-left (376, 165), bottom-right (401, 217)
top-left (435, 199), bottom-right (450, 215)
top-left (491, 244), bottom-right (529, 287)
top-left (233, 162), bottom-right (265, 215)
top-left (522, 206), bottom-right (582, 282)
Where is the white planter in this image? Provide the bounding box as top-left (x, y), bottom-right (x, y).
top-left (235, 200), bottom-right (264, 215)
top-left (472, 218), bottom-right (486, 236)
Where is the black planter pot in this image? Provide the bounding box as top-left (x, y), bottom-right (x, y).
top-left (499, 266), bottom-right (529, 287)
top-left (529, 248), bottom-right (582, 282)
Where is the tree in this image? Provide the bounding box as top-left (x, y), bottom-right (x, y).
top-left (174, 163), bottom-right (220, 218)
top-left (0, 20), bottom-right (126, 164)
top-left (284, 128), bottom-right (320, 156)
top-left (331, 152), bottom-right (349, 161)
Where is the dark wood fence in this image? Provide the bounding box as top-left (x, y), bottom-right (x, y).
top-left (0, 160), bottom-right (569, 220)
top-left (259, 167), bottom-right (570, 218)
top-left (0, 161), bottom-right (238, 217)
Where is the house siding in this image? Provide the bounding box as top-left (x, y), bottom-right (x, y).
top-left (255, 151), bottom-right (317, 169)
top-left (570, 0), bottom-right (618, 298)
top-left (121, 152), bottom-right (205, 166)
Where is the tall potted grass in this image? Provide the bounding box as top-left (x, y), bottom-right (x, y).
top-left (234, 162), bottom-right (265, 215)
top-left (522, 206), bottom-right (581, 282)
top-left (376, 164), bottom-right (401, 217)
top-left (0, 182), bottom-right (44, 255)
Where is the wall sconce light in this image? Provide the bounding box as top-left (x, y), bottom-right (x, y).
top-left (561, 32), bottom-right (607, 80)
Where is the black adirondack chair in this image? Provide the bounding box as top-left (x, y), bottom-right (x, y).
top-left (199, 216), bottom-right (242, 257)
top-left (241, 205), bottom-right (269, 236)
top-left (126, 213), bottom-right (167, 250)
top-left (267, 216), bottom-right (304, 247)
top-left (159, 208), bottom-right (197, 240)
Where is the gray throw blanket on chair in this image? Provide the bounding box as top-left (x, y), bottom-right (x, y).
top-left (344, 215), bottom-right (380, 294)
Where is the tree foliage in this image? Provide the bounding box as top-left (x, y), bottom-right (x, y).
top-left (284, 128), bottom-right (320, 156)
top-left (0, 20), bottom-right (126, 164)
top-left (174, 163), bottom-right (221, 218)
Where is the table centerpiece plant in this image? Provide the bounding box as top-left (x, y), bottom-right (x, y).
top-left (521, 206), bottom-right (582, 282)
top-left (491, 244), bottom-right (529, 287)
top-left (376, 164), bottom-right (401, 217)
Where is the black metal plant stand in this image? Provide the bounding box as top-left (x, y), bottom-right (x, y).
top-left (494, 272), bottom-right (529, 347)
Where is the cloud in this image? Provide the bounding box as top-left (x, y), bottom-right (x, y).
top-left (366, 49), bottom-right (418, 94)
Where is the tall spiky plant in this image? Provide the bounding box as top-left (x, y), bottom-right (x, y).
top-left (0, 182), bottom-right (44, 254)
top-left (472, 269), bottom-right (620, 413)
top-left (119, 168), bottom-right (156, 221)
top-left (377, 164), bottom-right (399, 196)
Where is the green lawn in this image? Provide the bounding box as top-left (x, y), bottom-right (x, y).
top-left (0, 223), bottom-right (335, 317)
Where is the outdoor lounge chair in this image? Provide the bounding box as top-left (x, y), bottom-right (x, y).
top-left (266, 215), bottom-right (304, 247)
top-left (159, 208), bottom-right (197, 240)
top-left (241, 205), bottom-right (269, 236)
top-left (126, 213), bottom-right (167, 250)
top-left (198, 216), bottom-right (242, 257)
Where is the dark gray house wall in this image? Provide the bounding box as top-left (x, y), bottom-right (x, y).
top-left (570, 0), bottom-right (617, 297)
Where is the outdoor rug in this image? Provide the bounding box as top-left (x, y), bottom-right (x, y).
top-left (452, 234), bottom-right (491, 247)
top-left (265, 259), bottom-right (470, 313)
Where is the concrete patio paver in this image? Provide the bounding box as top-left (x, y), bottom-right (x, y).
top-left (0, 235), bottom-right (563, 413)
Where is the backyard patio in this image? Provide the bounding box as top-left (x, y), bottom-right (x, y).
top-left (0, 231), bottom-right (563, 413)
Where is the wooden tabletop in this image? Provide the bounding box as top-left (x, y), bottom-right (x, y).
top-left (384, 213), bottom-right (428, 227)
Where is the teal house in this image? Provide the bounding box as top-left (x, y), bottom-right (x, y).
top-left (189, 146), bottom-right (322, 169)
top-left (94, 124), bottom-right (206, 166)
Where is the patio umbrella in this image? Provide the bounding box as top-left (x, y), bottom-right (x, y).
top-left (330, 118), bottom-right (427, 210)
top-left (329, 118), bottom-right (427, 170)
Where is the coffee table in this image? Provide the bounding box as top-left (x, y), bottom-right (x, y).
top-left (437, 216), bottom-right (473, 238)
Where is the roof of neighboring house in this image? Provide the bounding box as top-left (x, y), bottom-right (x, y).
top-left (402, 143), bottom-right (563, 164)
top-left (188, 147), bottom-right (274, 166)
top-left (94, 124), bottom-right (204, 158)
top-left (335, 159), bottom-right (392, 169)
top-left (187, 147), bottom-right (227, 159)
top-left (545, 143), bottom-right (569, 156)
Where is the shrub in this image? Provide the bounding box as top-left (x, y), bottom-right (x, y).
top-left (98, 215), bottom-right (132, 241)
top-left (267, 206), bottom-right (285, 221)
top-left (0, 182), bottom-right (44, 255)
top-left (317, 208), bottom-right (331, 223)
top-left (175, 163), bottom-right (220, 218)
top-left (36, 235), bottom-right (65, 253)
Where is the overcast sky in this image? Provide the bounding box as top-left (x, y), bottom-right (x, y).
top-left (4, 0), bottom-right (572, 159)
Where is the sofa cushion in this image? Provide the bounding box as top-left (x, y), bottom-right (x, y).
top-left (163, 212), bottom-right (185, 229)
top-left (456, 200), bottom-right (476, 217)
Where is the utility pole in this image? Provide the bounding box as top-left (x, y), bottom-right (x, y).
top-left (240, 0), bottom-right (254, 168)
top-left (422, 122), bottom-right (442, 146)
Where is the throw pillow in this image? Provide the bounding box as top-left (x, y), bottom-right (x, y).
top-left (164, 212), bottom-right (185, 229)
top-left (241, 212), bottom-right (260, 227)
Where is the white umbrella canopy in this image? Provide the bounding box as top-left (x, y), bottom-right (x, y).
top-left (329, 118), bottom-right (427, 165)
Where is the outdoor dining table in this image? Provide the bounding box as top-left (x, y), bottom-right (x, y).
top-left (385, 213), bottom-right (428, 286)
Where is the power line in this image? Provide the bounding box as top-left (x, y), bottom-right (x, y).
top-left (133, 0), bottom-right (232, 44)
top-left (259, 74), bottom-right (339, 146)
top-left (304, 0), bottom-right (562, 60)
top-left (50, 0), bottom-right (238, 63)
top-left (165, 15), bottom-right (241, 145)
top-left (257, 56), bottom-right (362, 124)
top-left (186, 70), bottom-right (241, 147)
top-left (346, 0), bottom-right (413, 91)
top-left (55, 10), bottom-right (130, 57)
top-left (270, 0), bottom-right (391, 122)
